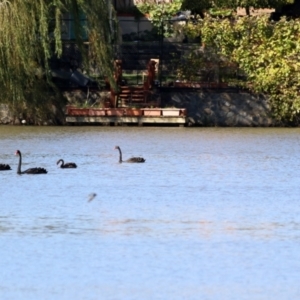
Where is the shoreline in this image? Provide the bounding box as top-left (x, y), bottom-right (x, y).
top-left (0, 88), bottom-right (291, 127)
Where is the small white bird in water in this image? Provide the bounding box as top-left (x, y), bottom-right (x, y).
top-left (88, 193), bottom-right (97, 202)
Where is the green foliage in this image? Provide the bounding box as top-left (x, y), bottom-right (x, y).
top-left (181, 0), bottom-right (292, 12)
top-left (171, 50), bottom-right (205, 81)
top-left (183, 15), bottom-right (300, 121)
top-left (208, 8), bottom-right (234, 17)
top-left (211, 0), bottom-right (293, 10)
top-left (0, 0), bottom-right (117, 122)
top-left (137, 0), bottom-right (183, 36)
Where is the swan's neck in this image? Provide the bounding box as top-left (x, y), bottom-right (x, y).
top-left (17, 153), bottom-right (22, 174)
top-left (118, 148), bottom-right (123, 163)
top-left (58, 159), bottom-right (64, 167)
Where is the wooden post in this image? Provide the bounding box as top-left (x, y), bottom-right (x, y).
top-left (146, 59), bottom-right (157, 90)
top-left (109, 60), bottom-right (123, 108)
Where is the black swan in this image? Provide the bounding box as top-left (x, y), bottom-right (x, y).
top-left (115, 146), bottom-right (145, 163)
top-left (15, 150), bottom-right (47, 174)
top-left (57, 159), bottom-right (77, 168)
top-left (0, 164), bottom-right (11, 171)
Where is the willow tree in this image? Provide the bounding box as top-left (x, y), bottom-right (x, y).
top-left (0, 0), bottom-right (117, 123)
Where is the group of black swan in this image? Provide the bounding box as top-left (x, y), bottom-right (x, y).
top-left (0, 146), bottom-right (145, 175)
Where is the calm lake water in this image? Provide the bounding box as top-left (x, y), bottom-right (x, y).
top-left (0, 126), bottom-right (300, 300)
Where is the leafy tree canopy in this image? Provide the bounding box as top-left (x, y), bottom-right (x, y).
top-left (181, 0), bottom-right (294, 14)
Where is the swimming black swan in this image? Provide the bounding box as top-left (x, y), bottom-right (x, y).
top-left (115, 146), bottom-right (145, 163)
top-left (0, 164), bottom-right (11, 171)
top-left (15, 150), bottom-right (47, 174)
top-left (57, 159), bottom-right (77, 168)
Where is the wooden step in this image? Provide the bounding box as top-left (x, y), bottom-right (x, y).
top-left (132, 90), bottom-right (144, 94)
top-left (132, 86), bottom-right (144, 89)
top-left (132, 93), bottom-right (144, 96)
top-left (119, 94), bottom-right (131, 98)
top-left (132, 94), bottom-right (144, 97)
top-left (131, 96), bottom-right (144, 100)
top-left (131, 99), bottom-right (145, 103)
top-left (120, 90), bottom-right (131, 94)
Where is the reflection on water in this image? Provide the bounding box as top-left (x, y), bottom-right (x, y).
top-left (1, 216), bottom-right (299, 241)
top-left (1, 126), bottom-right (300, 300)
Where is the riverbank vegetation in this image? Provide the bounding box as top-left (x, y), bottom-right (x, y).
top-left (182, 14), bottom-right (300, 121)
top-left (1, 0), bottom-right (300, 124)
top-left (136, 0), bottom-right (300, 122)
top-left (0, 0), bottom-right (117, 124)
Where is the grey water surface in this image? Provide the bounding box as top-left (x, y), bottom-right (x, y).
top-left (0, 126), bottom-right (300, 300)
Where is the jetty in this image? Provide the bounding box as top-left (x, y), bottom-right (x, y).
top-left (66, 107), bottom-right (187, 126)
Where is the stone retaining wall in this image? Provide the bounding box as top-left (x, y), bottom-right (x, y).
top-left (0, 104), bottom-right (13, 125)
top-left (62, 89), bottom-right (110, 108)
top-left (161, 89), bottom-right (280, 127)
top-left (0, 90), bottom-right (110, 125)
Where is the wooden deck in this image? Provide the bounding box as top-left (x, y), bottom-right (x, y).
top-left (65, 107), bottom-right (187, 126)
top-left (66, 115), bottom-right (186, 126)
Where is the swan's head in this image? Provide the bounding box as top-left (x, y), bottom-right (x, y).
top-left (15, 150), bottom-right (21, 156)
top-left (114, 146), bottom-right (120, 150)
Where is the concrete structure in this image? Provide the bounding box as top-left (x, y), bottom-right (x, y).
top-left (66, 115), bottom-right (186, 126)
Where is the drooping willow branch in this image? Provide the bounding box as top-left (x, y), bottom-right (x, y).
top-left (0, 0), bottom-right (118, 120)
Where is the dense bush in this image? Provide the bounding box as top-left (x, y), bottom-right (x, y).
top-left (183, 15), bottom-right (300, 121)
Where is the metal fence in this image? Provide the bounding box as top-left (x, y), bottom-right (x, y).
top-left (55, 17), bottom-right (243, 88)
top-left (116, 18), bottom-right (243, 87)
